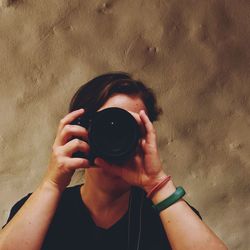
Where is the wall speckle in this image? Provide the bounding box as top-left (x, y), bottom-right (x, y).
top-left (0, 0), bottom-right (249, 249)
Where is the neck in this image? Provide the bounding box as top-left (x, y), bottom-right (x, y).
top-left (80, 174), bottom-right (131, 217)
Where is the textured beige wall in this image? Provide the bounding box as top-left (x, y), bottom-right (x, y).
top-left (0, 0), bottom-right (249, 249)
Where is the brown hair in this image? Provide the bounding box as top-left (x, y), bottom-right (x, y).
top-left (68, 72), bottom-right (162, 122)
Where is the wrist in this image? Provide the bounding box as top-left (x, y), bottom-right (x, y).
top-left (151, 179), bottom-right (177, 205)
top-left (40, 179), bottom-right (65, 195)
top-left (142, 171), bottom-right (168, 193)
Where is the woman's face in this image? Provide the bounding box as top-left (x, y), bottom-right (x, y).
top-left (85, 93), bottom-right (147, 192)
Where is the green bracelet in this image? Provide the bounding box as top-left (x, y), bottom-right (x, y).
top-left (152, 186), bottom-right (186, 213)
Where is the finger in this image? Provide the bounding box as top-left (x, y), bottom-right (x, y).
top-left (58, 125), bottom-right (89, 146)
top-left (134, 141), bottom-right (144, 160)
top-left (128, 111), bottom-right (142, 126)
top-left (133, 153), bottom-right (144, 169)
top-left (141, 138), bottom-right (146, 149)
top-left (94, 157), bottom-right (123, 177)
top-left (139, 110), bottom-right (156, 144)
top-left (55, 109), bottom-right (85, 145)
top-left (61, 138), bottom-right (90, 157)
top-left (127, 111), bottom-right (146, 138)
top-left (62, 157), bottom-right (90, 170)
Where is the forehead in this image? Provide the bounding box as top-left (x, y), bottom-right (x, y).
top-left (98, 94), bottom-right (146, 113)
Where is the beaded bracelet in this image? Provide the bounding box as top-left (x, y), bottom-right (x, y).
top-left (146, 175), bottom-right (171, 199)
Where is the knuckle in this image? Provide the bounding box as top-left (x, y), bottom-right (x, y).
top-left (80, 158), bottom-right (88, 165)
top-left (76, 126), bottom-right (87, 134)
top-left (57, 157), bottom-right (64, 168)
top-left (53, 148), bottom-right (61, 157)
top-left (151, 127), bottom-right (156, 133)
top-left (83, 142), bottom-right (90, 152)
top-left (81, 127), bottom-right (88, 134)
top-left (52, 144), bottom-right (57, 152)
top-left (151, 130), bottom-right (156, 137)
top-left (73, 138), bottom-right (81, 146)
top-left (75, 140), bottom-right (89, 153)
top-left (64, 124), bottom-right (71, 132)
top-left (148, 145), bottom-right (156, 153)
top-left (59, 119), bottom-right (65, 126)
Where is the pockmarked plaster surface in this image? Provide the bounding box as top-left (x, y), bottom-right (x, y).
top-left (1, 0), bottom-right (249, 249)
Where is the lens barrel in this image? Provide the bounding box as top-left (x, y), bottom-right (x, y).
top-left (70, 107), bottom-right (141, 166)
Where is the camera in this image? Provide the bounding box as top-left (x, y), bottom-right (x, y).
top-left (70, 107), bottom-right (141, 166)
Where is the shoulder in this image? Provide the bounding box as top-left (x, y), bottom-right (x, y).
top-left (13, 184), bottom-right (82, 209)
top-left (60, 184), bottom-right (82, 201)
top-left (56, 184), bottom-right (83, 211)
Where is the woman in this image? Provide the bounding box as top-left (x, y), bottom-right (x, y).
top-left (0, 72), bottom-right (227, 249)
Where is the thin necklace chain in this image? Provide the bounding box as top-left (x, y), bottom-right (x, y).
top-left (127, 188), bottom-right (144, 250)
top-left (127, 188), bottom-right (133, 250)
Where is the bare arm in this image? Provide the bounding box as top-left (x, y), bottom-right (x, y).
top-left (0, 181), bottom-right (62, 250)
top-left (0, 108), bottom-right (90, 250)
top-left (151, 179), bottom-right (228, 250)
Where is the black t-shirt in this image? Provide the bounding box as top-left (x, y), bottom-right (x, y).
top-left (3, 184), bottom-right (202, 250)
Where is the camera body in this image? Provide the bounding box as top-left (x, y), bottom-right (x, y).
top-left (70, 107), bottom-right (141, 166)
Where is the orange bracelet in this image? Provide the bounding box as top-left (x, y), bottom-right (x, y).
top-left (146, 175), bottom-right (171, 199)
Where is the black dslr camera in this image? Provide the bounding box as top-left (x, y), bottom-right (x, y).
top-left (70, 107), bottom-right (141, 166)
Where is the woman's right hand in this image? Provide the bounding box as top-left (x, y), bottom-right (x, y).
top-left (42, 108), bottom-right (90, 192)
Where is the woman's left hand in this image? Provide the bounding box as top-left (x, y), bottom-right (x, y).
top-left (94, 110), bottom-right (168, 192)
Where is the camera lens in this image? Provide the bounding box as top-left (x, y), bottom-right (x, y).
top-left (89, 107), bottom-right (140, 164)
